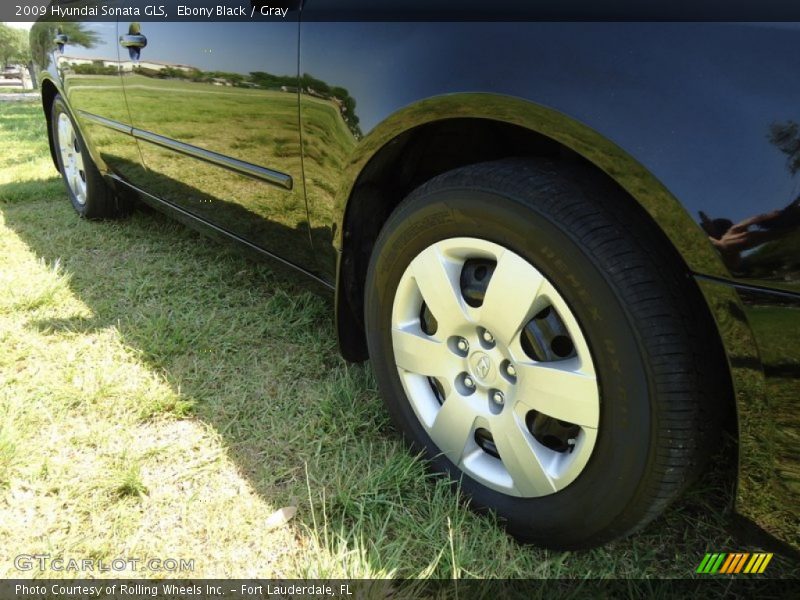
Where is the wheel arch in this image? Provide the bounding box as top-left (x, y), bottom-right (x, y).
top-left (335, 94), bottom-right (747, 497)
top-left (39, 75), bottom-right (115, 186)
top-left (335, 94), bottom-right (732, 356)
top-left (40, 76), bottom-right (60, 171)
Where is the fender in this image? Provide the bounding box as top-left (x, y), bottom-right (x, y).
top-left (333, 92), bottom-right (730, 280)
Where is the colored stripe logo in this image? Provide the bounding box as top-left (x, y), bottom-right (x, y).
top-left (696, 552), bottom-right (773, 574)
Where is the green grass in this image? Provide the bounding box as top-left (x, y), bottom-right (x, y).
top-left (0, 87), bottom-right (36, 94)
top-left (0, 100), bottom-right (797, 580)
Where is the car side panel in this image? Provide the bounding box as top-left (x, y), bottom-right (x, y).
top-left (299, 21), bottom-right (800, 294)
top-left (116, 18), bottom-right (317, 271)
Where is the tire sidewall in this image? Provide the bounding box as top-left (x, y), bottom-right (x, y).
top-left (365, 186), bottom-right (656, 546)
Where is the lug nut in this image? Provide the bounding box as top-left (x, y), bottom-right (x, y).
top-left (483, 330), bottom-right (494, 343)
top-left (464, 376), bottom-right (475, 389)
top-left (457, 338), bottom-right (469, 353)
top-left (506, 364), bottom-right (516, 378)
top-left (492, 391), bottom-right (505, 406)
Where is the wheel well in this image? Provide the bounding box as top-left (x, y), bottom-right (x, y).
top-left (40, 78), bottom-right (59, 170)
top-left (338, 118), bottom-right (565, 360)
top-left (338, 118), bottom-right (725, 377)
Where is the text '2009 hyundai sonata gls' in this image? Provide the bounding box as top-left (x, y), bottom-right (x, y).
top-left (32, 3), bottom-right (800, 550)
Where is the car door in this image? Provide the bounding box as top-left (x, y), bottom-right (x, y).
top-left (118, 9), bottom-right (315, 270)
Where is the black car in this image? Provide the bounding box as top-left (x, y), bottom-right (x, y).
top-left (33, 5), bottom-right (799, 550)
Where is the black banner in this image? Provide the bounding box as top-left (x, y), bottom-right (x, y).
top-left (1, 578), bottom-right (797, 600)
top-left (8, 0), bottom-right (800, 23)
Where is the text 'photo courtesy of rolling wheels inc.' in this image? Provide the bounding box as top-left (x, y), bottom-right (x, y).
top-left (0, 0), bottom-right (798, 598)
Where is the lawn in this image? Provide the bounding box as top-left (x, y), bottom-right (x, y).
top-left (0, 99), bottom-right (795, 580)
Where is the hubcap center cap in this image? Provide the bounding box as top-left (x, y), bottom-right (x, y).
top-left (468, 351), bottom-right (495, 385)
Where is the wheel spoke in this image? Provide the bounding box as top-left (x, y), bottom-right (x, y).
top-left (492, 415), bottom-right (556, 496)
top-left (480, 250), bottom-right (545, 344)
top-left (410, 244), bottom-right (468, 329)
top-left (392, 327), bottom-right (451, 377)
top-left (514, 360), bottom-right (599, 428)
top-left (428, 394), bottom-right (477, 467)
top-left (58, 118), bottom-right (70, 152)
top-left (541, 280), bottom-right (594, 373)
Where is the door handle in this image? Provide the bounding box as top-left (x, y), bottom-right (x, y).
top-left (119, 34), bottom-right (147, 49)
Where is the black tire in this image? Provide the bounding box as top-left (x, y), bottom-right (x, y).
top-left (51, 94), bottom-right (131, 219)
top-left (364, 158), bottom-right (721, 548)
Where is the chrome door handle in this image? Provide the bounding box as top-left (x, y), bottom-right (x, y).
top-left (119, 34), bottom-right (147, 49)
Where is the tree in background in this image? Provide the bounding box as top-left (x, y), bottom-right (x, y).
top-left (0, 23), bottom-right (29, 67)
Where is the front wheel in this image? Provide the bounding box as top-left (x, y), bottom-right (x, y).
top-left (51, 94), bottom-right (131, 219)
top-left (365, 159), bottom-right (719, 548)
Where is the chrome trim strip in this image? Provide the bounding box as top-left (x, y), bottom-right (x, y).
top-left (133, 128), bottom-right (293, 190)
top-left (76, 111), bottom-right (293, 191)
top-left (77, 110), bottom-right (132, 135)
